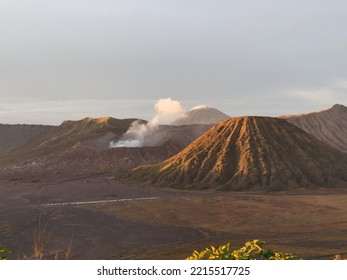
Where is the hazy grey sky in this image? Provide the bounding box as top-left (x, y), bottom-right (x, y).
top-left (1, 0), bottom-right (347, 124)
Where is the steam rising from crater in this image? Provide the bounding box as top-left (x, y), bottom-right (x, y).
top-left (110, 98), bottom-right (185, 148)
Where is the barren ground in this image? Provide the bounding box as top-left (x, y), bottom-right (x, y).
top-left (1, 177), bottom-right (347, 259)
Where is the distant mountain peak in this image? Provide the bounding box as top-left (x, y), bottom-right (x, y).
top-left (190, 105), bottom-right (211, 111)
top-left (84, 116), bottom-right (113, 123)
top-left (62, 116), bottom-right (114, 125)
top-left (171, 106), bottom-right (229, 125)
top-left (330, 103), bottom-right (346, 112)
top-left (282, 104), bottom-right (347, 153)
top-left (332, 103), bottom-right (345, 107)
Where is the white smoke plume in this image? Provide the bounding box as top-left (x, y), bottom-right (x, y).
top-left (109, 98), bottom-right (185, 148)
top-left (151, 98), bottom-right (185, 125)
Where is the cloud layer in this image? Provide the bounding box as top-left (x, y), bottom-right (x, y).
top-left (1, 1), bottom-right (347, 124)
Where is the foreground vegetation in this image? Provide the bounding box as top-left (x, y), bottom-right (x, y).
top-left (187, 240), bottom-right (300, 260)
top-left (2, 239), bottom-right (345, 260)
top-left (0, 246), bottom-right (10, 260)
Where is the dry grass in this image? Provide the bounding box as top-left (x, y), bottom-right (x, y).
top-left (334, 255), bottom-right (347, 260)
top-left (32, 215), bottom-right (49, 260)
top-left (21, 215), bottom-right (74, 260)
top-left (0, 222), bottom-right (12, 237)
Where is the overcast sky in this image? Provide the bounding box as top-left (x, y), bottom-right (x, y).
top-left (1, 0), bottom-right (347, 124)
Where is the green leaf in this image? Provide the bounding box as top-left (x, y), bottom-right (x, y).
top-left (0, 245), bottom-right (10, 260)
top-left (186, 240), bottom-right (300, 260)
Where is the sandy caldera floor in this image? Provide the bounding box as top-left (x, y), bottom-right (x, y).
top-left (1, 177), bottom-right (347, 259)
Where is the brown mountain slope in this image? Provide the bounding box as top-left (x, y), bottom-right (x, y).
top-left (282, 104), bottom-right (347, 153)
top-left (0, 123), bottom-right (55, 152)
top-left (120, 116), bottom-right (347, 191)
top-left (0, 117), bottom-right (140, 163)
top-left (0, 117), bottom-right (212, 179)
top-left (0, 141), bottom-right (186, 179)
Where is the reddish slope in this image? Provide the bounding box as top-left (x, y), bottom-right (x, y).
top-left (120, 117), bottom-right (347, 191)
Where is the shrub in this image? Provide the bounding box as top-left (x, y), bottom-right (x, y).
top-left (334, 255), bottom-right (347, 260)
top-left (187, 240), bottom-right (300, 260)
top-left (0, 245), bottom-right (10, 260)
